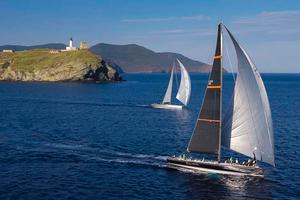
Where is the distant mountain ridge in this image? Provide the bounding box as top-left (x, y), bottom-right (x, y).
top-left (0, 43), bottom-right (66, 51)
top-left (89, 43), bottom-right (210, 73)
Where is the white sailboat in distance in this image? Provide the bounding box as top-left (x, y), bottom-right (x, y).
top-left (167, 23), bottom-right (275, 177)
top-left (151, 59), bottom-right (191, 110)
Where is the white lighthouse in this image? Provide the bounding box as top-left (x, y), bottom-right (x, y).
top-left (69, 37), bottom-right (73, 48)
top-left (66, 37), bottom-right (77, 51)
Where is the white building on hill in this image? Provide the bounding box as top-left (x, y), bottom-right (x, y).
top-left (65, 37), bottom-right (77, 51)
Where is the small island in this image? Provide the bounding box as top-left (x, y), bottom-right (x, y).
top-left (0, 40), bottom-right (122, 82)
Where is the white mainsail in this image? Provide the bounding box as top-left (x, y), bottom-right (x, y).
top-left (176, 59), bottom-right (191, 106)
top-left (162, 65), bottom-right (174, 104)
top-left (222, 27), bottom-right (274, 166)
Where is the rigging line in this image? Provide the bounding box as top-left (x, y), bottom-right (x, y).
top-left (224, 35), bottom-right (236, 82)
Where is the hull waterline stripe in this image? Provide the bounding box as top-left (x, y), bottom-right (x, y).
top-left (151, 104), bottom-right (183, 110)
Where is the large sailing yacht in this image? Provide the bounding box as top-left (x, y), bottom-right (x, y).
top-left (151, 59), bottom-right (191, 110)
top-left (167, 24), bottom-right (274, 177)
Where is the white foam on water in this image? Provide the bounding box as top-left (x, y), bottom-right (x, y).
top-left (43, 142), bottom-right (167, 168)
top-left (44, 143), bottom-right (86, 150)
top-left (85, 155), bottom-right (167, 169)
top-left (98, 149), bottom-right (168, 161)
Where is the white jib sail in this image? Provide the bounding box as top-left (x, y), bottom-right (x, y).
top-left (222, 28), bottom-right (274, 166)
top-left (162, 65), bottom-right (174, 104)
top-left (176, 59), bottom-right (191, 106)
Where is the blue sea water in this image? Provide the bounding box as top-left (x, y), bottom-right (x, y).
top-left (0, 73), bottom-right (299, 199)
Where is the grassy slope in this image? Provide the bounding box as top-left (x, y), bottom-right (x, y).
top-left (0, 49), bottom-right (100, 73)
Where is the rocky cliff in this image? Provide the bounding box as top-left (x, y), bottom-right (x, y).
top-left (0, 49), bottom-right (122, 82)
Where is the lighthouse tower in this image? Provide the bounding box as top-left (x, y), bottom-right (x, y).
top-left (66, 37), bottom-right (77, 51)
top-left (69, 37), bottom-right (73, 48)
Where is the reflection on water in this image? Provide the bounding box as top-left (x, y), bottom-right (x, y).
top-left (183, 174), bottom-right (271, 199)
top-left (174, 108), bottom-right (194, 133)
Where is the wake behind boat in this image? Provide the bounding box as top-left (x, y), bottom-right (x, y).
top-left (151, 59), bottom-right (191, 110)
top-left (167, 23), bottom-right (275, 177)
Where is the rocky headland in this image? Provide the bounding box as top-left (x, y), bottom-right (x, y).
top-left (0, 49), bottom-right (122, 82)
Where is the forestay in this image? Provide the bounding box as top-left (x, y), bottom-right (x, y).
top-left (221, 27), bottom-right (275, 166)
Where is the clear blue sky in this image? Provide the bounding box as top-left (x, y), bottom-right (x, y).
top-left (1, 0), bottom-right (300, 72)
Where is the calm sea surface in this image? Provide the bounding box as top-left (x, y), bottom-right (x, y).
top-left (0, 73), bottom-right (299, 199)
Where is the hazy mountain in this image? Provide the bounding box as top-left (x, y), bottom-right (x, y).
top-left (90, 43), bottom-right (211, 73)
top-left (0, 43), bottom-right (66, 51)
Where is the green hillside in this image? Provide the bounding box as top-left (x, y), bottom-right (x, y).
top-left (0, 49), bottom-right (121, 82)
